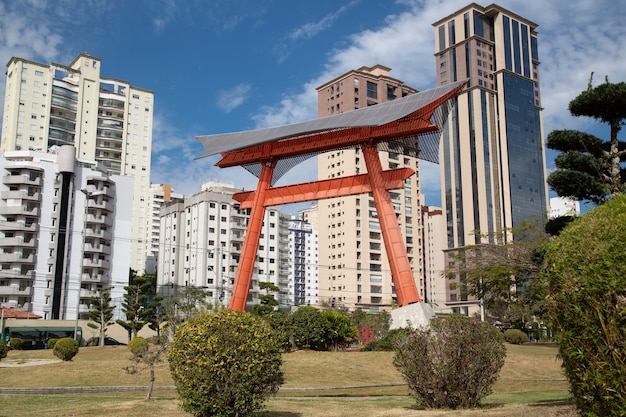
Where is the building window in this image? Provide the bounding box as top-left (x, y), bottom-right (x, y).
top-left (366, 81), bottom-right (377, 99)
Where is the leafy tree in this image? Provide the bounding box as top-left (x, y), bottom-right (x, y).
top-left (446, 222), bottom-right (550, 329)
top-left (87, 287), bottom-right (114, 347)
top-left (144, 294), bottom-right (165, 344)
top-left (162, 286), bottom-right (212, 343)
top-left (547, 74), bottom-right (626, 204)
top-left (117, 270), bottom-right (151, 341)
top-left (394, 316), bottom-right (506, 409)
top-left (289, 305), bottom-right (326, 350)
top-left (350, 309), bottom-right (391, 330)
top-left (543, 194), bottom-right (626, 416)
top-left (321, 310), bottom-right (358, 350)
top-left (125, 336), bottom-right (166, 400)
top-left (168, 310), bottom-right (283, 417)
top-left (361, 328), bottom-right (413, 352)
top-left (260, 310), bottom-right (292, 352)
top-left (253, 281), bottom-right (280, 315)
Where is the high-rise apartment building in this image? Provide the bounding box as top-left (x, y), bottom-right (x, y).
top-left (1, 53), bottom-right (154, 273)
top-left (156, 182), bottom-right (289, 309)
top-left (286, 210), bottom-right (319, 306)
top-left (316, 65), bottom-right (425, 311)
top-left (146, 183), bottom-right (184, 273)
top-left (433, 4), bottom-right (548, 314)
top-left (0, 146), bottom-right (133, 320)
top-left (420, 206), bottom-right (450, 314)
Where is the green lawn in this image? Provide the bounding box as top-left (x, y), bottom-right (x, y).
top-left (0, 343), bottom-right (576, 416)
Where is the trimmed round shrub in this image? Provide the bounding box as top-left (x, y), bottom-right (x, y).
top-left (53, 337), bottom-right (79, 361)
top-left (128, 336), bottom-right (149, 356)
top-left (503, 328), bottom-right (527, 345)
top-left (543, 194), bottom-right (626, 416)
top-left (47, 338), bottom-right (58, 349)
top-left (0, 340), bottom-right (7, 360)
top-left (394, 316), bottom-right (506, 409)
top-left (168, 309), bottom-right (284, 417)
top-left (9, 337), bottom-right (24, 350)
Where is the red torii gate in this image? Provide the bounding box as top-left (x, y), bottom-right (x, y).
top-left (196, 80), bottom-right (467, 312)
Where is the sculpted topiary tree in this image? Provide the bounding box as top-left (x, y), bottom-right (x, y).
top-left (543, 194), bottom-right (626, 416)
top-left (53, 338), bottom-right (79, 361)
top-left (168, 309), bottom-right (283, 417)
top-left (547, 74), bottom-right (626, 204)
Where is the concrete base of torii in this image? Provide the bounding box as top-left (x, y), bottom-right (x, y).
top-left (389, 302), bottom-right (435, 330)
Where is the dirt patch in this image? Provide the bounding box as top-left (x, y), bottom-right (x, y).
top-left (0, 358), bottom-right (60, 367)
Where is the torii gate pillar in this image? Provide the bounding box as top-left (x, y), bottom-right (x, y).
top-left (361, 143), bottom-right (421, 306)
top-left (228, 161), bottom-right (275, 312)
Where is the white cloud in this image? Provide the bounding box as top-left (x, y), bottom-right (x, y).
top-left (216, 83), bottom-right (252, 113)
top-left (274, 0), bottom-right (360, 63)
top-left (288, 0), bottom-right (360, 42)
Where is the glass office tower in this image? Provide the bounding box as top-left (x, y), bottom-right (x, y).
top-left (433, 4), bottom-right (548, 314)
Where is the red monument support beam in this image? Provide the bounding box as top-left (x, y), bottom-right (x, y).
top-left (229, 161), bottom-right (275, 311)
top-left (361, 143), bottom-right (422, 305)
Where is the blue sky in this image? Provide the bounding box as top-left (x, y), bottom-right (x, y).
top-left (1, 0), bottom-right (625, 213)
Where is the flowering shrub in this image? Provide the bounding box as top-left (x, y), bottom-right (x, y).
top-left (168, 310), bottom-right (283, 417)
top-left (393, 316), bottom-right (506, 409)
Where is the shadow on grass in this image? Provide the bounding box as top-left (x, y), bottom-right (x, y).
top-left (258, 413), bottom-right (302, 417)
top-left (402, 403), bottom-right (507, 411)
top-left (528, 398), bottom-right (575, 407)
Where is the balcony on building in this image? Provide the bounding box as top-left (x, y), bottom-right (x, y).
top-left (0, 204), bottom-right (40, 217)
top-left (83, 241), bottom-right (111, 255)
top-left (82, 257), bottom-right (111, 269)
top-left (0, 251), bottom-right (35, 263)
top-left (87, 197), bottom-right (115, 213)
top-left (0, 220), bottom-right (38, 233)
top-left (84, 228), bottom-right (112, 241)
top-left (82, 272), bottom-right (105, 283)
top-left (3, 173), bottom-right (43, 187)
top-left (1, 188), bottom-right (41, 201)
top-left (2, 235), bottom-right (37, 248)
top-left (86, 212), bottom-right (114, 227)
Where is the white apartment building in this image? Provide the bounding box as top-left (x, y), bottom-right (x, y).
top-left (421, 206), bottom-right (451, 314)
top-left (316, 65), bottom-right (424, 311)
top-left (286, 209), bottom-right (319, 307)
top-left (156, 182), bottom-right (288, 309)
top-left (146, 183), bottom-right (184, 273)
top-left (1, 53), bottom-right (154, 274)
top-left (549, 197), bottom-right (580, 219)
top-left (0, 146), bottom-right (133, 320)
